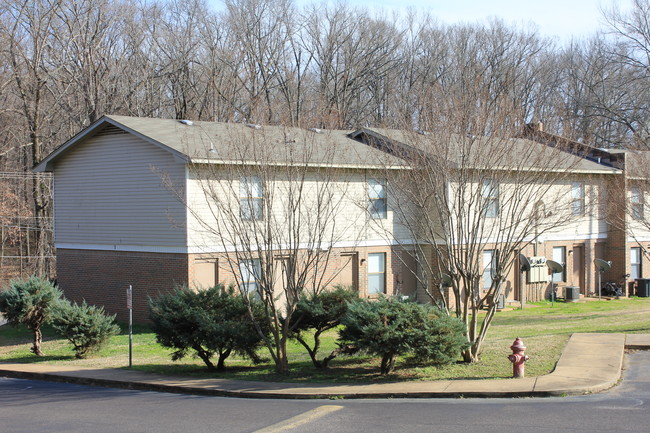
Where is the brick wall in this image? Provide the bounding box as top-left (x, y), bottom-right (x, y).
top-left (189, 246), bottom-right (405, 299)
top-left (56, 249), bottom-right (189, 323)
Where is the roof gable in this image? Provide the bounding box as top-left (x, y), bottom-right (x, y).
top-left (33, 115), bottom-right (189, 172)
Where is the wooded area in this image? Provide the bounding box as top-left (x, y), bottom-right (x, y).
top-left (1, 0), bottom-right (649, 279)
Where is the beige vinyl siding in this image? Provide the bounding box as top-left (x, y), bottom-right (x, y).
top-left (53, 133), bottom-right (187, 250)
top-left (185, 166), bottom-right (412, 252)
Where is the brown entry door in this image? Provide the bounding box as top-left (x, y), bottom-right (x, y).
top-left (572, 246), bottom-right (584, 293)
top-left (332, 253), bottom-right (358, 291)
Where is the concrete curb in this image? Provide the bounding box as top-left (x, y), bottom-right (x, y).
top-left (1, 333), bottom-right (647, 400)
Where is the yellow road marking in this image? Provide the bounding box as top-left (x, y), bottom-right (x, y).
top-left (252, 405), bottom-right (344, 433)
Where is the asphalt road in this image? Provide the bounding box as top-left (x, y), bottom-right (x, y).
top-left (1, 351), bottom-right (649, 433)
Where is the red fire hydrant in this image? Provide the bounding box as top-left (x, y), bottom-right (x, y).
top-left (507, 337), bottom-right (529, 378)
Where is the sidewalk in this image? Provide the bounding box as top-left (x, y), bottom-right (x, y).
top-left (1, 333), bottom-right (648, 399)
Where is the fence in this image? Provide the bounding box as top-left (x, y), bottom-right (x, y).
top-left (0, 171), bottom-right (54, 287)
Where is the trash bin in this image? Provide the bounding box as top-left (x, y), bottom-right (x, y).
top-left (635, 279), bottom-right (650, 297)
top-left (564, 286), bottom-right (580, 302)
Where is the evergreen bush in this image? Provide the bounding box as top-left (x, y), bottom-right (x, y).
top-left (290, 286), bottom-right (358, 368)
top-left (339, 297), bottom-right (468, 374)
top-left (149, 285), bottom-right (268, 371)
top-left (51, 299), bottom-right (120, 359)
top-left (0, 276), bottom-right (62, 356)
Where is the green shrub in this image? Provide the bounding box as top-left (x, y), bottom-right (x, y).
top-left (290, 286), bottom-right (358, 368)
top-left (51, 299), bottom-right (120, 359)
top-left (0, 276), bottom-right (62, 356)
top-left (149, 285), bottom-right (268, 371)
top-left (339, 297), bottom-right (468, 374)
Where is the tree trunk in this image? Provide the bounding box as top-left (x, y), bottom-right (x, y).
top-left (380, 353), bottom-right (396, 375)
top-left (462, 343), bottom-right (480, 363)
top-left (295, 335), bottom-right (322, 369)
top-left (274, 338), bottom-right (290, 374)
top-left (216, 348), bottom-right (231, 371)
top-left (31, 327), bottom-right (44, 356)
top-left (194, 347), bottom-right (216, 371)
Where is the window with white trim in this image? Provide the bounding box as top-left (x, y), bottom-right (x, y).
top-left (482, 179), bottom-right (499, 218)
top-left (367, 253), bottom-right (386, 294)
top-left (240, 176), bottom-right (263, 220)
top-left (483, 250), bottom-right (496, 289)
top-left (239, 259), bottom-right (261, 293)
top-left (631, 186), bottom-right (644, 221)
top-left (631, 247), bottom-right (642, 280)
top-left (552, 246), bottom-right (566, 283)
top-left (571, 182), bottom-right (585, 216)
top-left (368, 179), bottom-right (387, 219)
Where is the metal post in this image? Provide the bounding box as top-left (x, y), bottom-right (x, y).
top-left (598, 271), bottom-right (602, 300)
top-left (520, 271), bottom-right (525, 310)
top-left (551, 284), bottom-right (555, 307)
top-left (127, 285), bottom-right (133, 368)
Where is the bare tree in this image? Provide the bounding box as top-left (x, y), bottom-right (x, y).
top-left (302, 3), bottom-right (403, 128)
top-left (173, 124), bottom-right (362, 373)
top-left (0, 0), bottom-right (67, 276)
top-left (380, 127), bottom-right (592, 362)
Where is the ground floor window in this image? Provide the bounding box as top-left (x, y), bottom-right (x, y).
top-left (552, 246), bottom-right (566, 282)
top-left (239, 259), bottom-right (261, 293)
top-left (483, 250), bottom-right (495, 289)
top-left (631, 247), bottom-right (642, 280)
top-left (367, 253), bottom-right (386, 294)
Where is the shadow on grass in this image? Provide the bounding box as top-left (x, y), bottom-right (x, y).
top-left (123, 353), bottom-right (472, 384)
top-left (114, 323), bottom-right (155, 336)
top-left (0, 353), bottom-right (76, 363)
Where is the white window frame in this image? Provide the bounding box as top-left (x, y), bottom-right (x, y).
top-left (552, 246), bottom-right (566, 283)
top-left (571, 182), bottom-right (585, 216)
top-left (239, 259), bottom-right (261, 293)
top-left (368, 179), bottom-right (387, 219)
top-left (482, 179), bottom-right (499, 218)
top-left (367, 253), bottom-right (386, 294)
top-left (240, 176), bottom-right (264, 221)
top-left (631, 186), bottom-right (644, 221)
top-left (483, 250), bottom-right (496, 289)
top-left (631, 247), bottom-right (642, 280)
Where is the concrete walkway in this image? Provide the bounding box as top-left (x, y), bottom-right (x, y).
top-left (1, 333), bottom-right (648, 399)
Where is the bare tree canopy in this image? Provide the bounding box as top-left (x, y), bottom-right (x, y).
top-left (2, 0), bottom-right (649, 296)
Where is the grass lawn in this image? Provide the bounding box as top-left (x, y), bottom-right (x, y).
top-left (2, 297), bottom-right (650, 383)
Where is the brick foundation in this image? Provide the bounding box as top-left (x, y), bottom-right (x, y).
top-left (56, 249), bottom-right (189, 323)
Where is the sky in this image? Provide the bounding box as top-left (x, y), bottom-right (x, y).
top-left (290, 0), bottom-right (627, 43)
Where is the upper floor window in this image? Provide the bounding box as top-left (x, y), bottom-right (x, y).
top-left (571, 182), bottom-right (585, 216)
top-left (482, 179), bottom-right (499, 218)
top-left (368, 179), bottom-right (387, 219)
top-left (631, 186), bottom-right (644, 221)
top-left (240, 176), bottom-right (263, 220)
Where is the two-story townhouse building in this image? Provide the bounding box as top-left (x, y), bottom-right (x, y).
top-left (34, 115), bottom-right (640, 321)
top-left (348, 126), bottom-right (621, 306)
top-left (34, 115), bottom-right (418, 321)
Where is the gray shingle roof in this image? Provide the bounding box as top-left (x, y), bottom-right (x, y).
top-left (355, 127), bottom-right (620, 173)
top-left (34, 115), bottom-right (620, 174)
top-left (85, 115), bottom-right (405, 169)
